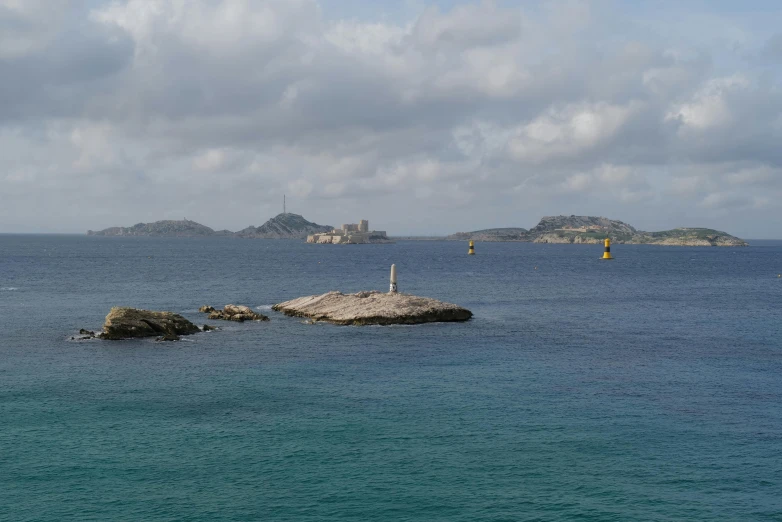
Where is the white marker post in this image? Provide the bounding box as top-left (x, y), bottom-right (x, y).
top-left (389, 264), bottom-right (398, 293)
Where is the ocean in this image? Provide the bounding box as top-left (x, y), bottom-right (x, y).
top-left (1, 235), bottom-right (780, 521)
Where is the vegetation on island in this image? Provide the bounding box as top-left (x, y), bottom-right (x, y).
top-left (448, 228), bottom-right (528, 242)
top-left (448, 215), bottom-right (748, 246)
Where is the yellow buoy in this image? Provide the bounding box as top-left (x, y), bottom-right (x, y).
top-left (468, 240), bottom-right (475, 255)
top-left (601, 238), bottom-right (613, 260)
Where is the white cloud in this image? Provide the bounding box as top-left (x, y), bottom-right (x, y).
top-left (508, 102), bottom-right (640, 163)
top-left (325, 20), bottom-right (407, 55)
top-left (561, 172), bottom-right (592, 192)
top-left (666, 75), bottom-right (749, 131)
top-left (698, 192), bottom-right (752, 210)
top-left (411, 0), bottom-right (521, 50)
top-left (288, 178), bottom-right (313, 198)
top-left (669, 176), bottom-right (704, 196)
top-left (724, 166), bottom-right (777, 186)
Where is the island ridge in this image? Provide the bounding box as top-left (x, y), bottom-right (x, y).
top-left (87, 213), bottom-right (748, 246)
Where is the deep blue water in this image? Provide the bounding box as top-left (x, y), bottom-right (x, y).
top-left (1, 235), bottom-right (781, 521)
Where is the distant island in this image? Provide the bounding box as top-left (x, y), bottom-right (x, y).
top-left (233, 213), bottom-right (331, 239)
top-left (87, 214), bottom-right (748, 246)
top-left (448, 216), bottom-right (748, 246)
top-left (87, 213), bottom-right (331, 239)
top-left (307, 219), bottom-right (392, 244)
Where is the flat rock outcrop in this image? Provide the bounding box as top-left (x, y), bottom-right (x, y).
top-left (99, 307), bottom-right (201, 340)
top-left (272, 291), bottom-right (472, 326)
top-left (201, 304), bottom-right (269, 322)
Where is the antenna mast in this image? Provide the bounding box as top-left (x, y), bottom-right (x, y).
top-left (284, 194), bottom-right (286, 214)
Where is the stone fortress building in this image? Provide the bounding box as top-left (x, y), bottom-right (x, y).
top-left (307, 219), bottom-right (391, 244)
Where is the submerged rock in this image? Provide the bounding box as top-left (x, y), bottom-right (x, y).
top-left (272, 291), bottom-right (472, 326)
top-left (99, 307), bottom-right (201, 340)
top-left (202, 304), bottom-right (269, 322)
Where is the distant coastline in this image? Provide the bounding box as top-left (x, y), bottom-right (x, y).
top-left (87, 213), bottom-right (331, 240)
top-left (446, 215), bottom-right (748, 247)
top-left (87, 214), bottom-right (748, 246)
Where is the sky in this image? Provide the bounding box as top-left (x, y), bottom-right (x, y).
top-left (2, 0), bottom-right (782, 237)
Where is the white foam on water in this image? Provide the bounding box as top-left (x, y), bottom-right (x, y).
top-left (1, 287), bottom-right (19, 291)
top-left (256, 305), bottom-right (273, 311)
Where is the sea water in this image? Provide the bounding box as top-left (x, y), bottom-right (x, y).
top-left (1, 235), bottom-right (780, 521)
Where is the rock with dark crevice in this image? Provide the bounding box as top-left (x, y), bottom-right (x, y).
top-left (99, 307), bottom-right (200, 340)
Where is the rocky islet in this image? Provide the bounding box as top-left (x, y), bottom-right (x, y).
top-left (88, 307), bottom-right (203, 341)
top-left (78, 304), bottom-right (270, 342)
top-left (272, 291), bottom-right (473, 326)
top-left (199, 304), bottom-right (270, 322)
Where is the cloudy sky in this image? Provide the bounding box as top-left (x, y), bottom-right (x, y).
top-left (2, 0), bottom-right (782, 237)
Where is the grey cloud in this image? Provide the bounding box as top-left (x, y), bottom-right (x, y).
top-left (761, 33), bottom-right (782, 61)
top-left (0, 19), bottom-right (133, 122)
top-left (409, 1), bottom-right (522, 49)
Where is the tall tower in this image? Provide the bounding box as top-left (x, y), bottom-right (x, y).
top-left (283, 194), bottom-right (286, 214)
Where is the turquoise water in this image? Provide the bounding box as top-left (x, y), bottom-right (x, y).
top-left (1, 236), bottom-right (781, 521)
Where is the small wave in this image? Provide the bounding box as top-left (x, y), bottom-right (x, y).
top-left (1, 287), bottom-right (19, 291)
top-left (256, 304), bottom-right (273, 311)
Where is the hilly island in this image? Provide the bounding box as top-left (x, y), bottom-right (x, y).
top-left (449, 215), bottom-right (748, 246)
top-left (87, 213), bottom-right (331, 239)
top-left (88, 214), bottom-right (748, 246)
